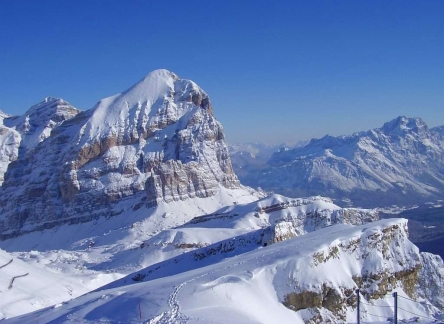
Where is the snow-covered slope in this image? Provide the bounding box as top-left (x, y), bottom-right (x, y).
top-left (98, 194), bottom-right (377, 288)
top-left (0, 193), bottom-right (374, 281)
top-left (0, 193), bottom-right (376, 318)
top-left (0, 248), bottom-right (116, 320)
top-left (0, 70), bottom-right (248, 239)
top-left (4, 219), bottom-right (443, 323)
top-left (241, 117), bottom-right (444, 207)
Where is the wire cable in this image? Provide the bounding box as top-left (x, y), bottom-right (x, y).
top-left (356, 290), bottom-right (393, 307)
top-left (398, 294), bottom-right (437, 308)
top-left (397, 306), bottom-right (438, 321)
top-left (361, 311), bottom-right (391, 319)
top-left (359, 300), bottom-right (393, 308)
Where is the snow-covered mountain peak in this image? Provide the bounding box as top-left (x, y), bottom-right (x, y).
top-left (3, 97), bottom-right (80, 151)
top-left (4, 97), bottom-right (79, 130)
top-left (242, 117), bottom-right (444, 207)
top-left (82, 69), bottom-right (211, 145)
top-left (23, 96), bottom-right (76, 118)
top-left (0, 70), bottom-right (242, 238)
top-left (0, 98), bottom-right (80, 184)
top-left (381, 116), bottom-right (428, 137)
top-left (309, 134), bottom-right (353, 149)
top-left (99, 69), bottom-right (177, 110)
top-left (0, 110), bottom-right (10, 120)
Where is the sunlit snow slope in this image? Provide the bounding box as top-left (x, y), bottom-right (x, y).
top-left (4, 219), bottom-right (442, 324)
top-left (0, 248), bottom-right (101, 320)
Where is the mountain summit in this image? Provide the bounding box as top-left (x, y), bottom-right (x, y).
top-left (0, 97), bottom-right (80, 184)
top-left (0, 70), bottom-right (243, 239)
top-left (240, 116), bottom-right (444, 207)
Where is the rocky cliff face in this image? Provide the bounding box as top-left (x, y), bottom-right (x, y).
top-left (416, 252), bottom-right (444, 309)
top-left (0, 112), bottom-right (20, 185)
top-left (0, 70), bottom-right (240, 238)
top-left (280, 220), bottom-right (443, 322)
top-left (240, 116), bottom-right (444, 207)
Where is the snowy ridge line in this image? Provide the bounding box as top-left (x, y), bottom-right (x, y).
top-left (186, 212), bottom-right (239, 225)
top-left (137, 218), bottom-right (427, 323)
top-left (256, 195), bottom-right (332, 213)
top-left (102, 194), bottom-right (379, 290)
top-left (104, 226), bottom-right (270, 288)
top-left (154, 230), bottom-right (304, 324)
top-left (182, 195), bottom-right (333, 226)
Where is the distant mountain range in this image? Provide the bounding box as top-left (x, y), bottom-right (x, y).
top-left (235, 116), bottom-right (444, 207)
top-left (228, 141), bottom-right (308, 179)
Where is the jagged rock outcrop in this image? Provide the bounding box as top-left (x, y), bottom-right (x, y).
top-left (0, 70), bottom-right (240, 238)
top-left (280, 220), bottom-right (436, 322)
top-left (0, 98), bottom-right (79, 185)
top-left (5, 97), bottom-right (80, 150)
top-left (0, 112), bottom-right (20, 185)
top-left (239, 116), bottom-right (444, 207)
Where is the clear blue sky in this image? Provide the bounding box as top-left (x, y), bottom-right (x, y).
top-left (1, 1), bottom-right (443, 143)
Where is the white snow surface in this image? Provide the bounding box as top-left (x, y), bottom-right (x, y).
top-left (0, 193), bottom-right (378, 320)
top-left (0, 248), bottom-right (119, 320)
top-left (3, 219), bottom-right (441, 324)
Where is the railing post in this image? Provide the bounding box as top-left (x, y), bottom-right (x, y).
top-left (356, 289), bottom-right (360, 324)
top-left (393, 291), bottom-right (398, 324)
